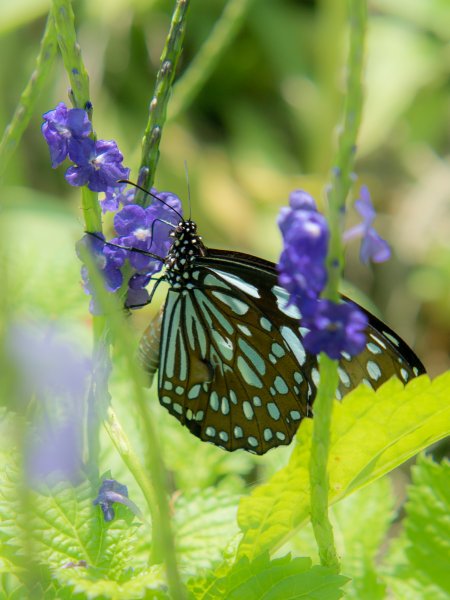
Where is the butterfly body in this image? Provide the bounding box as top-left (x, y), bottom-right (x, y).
top-left (139, 219), bottom-right (425, 455)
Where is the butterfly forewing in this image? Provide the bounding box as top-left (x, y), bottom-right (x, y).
top-left (156, 263), bottom-right (316, 454)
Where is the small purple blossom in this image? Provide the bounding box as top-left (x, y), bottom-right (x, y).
top-left (76, 233), bottom-right (126, 314)
top-left (42, 102), bottom-right (92, 167)
top-left (277, 190), bottom-right (329, 315)
top-left (344, 186), bottom-right (391, 264)
top-left (8, 321), bottom-right (90, 486)
top-left (100, 184), bottom-right (135, 213)
top-left (93, 479), bottom-right (142, 522)
top-left (277, 189), bottom-right (370, 359)
top-left (76, 188), bottom-right (183, 313)
top-left (65, 138), bottom-right (130, 192)
top-left (303, 300), bottom-right (368, 359)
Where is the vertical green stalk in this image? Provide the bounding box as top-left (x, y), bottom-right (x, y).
top-left (53, 2), bottom-right (185, 596)
top-left (52, 0), bottom-right (101, 234)
top-left (52, 0), bottom-right (91, 111)
top-left (79, 248), bottom-right (185, 599)
top-left (137, 0), bottom-right (190, 205)
top-left (309, 0), bottom-right (367, 571)
top-left (0, 15), bottom-right (57, 181)
top-left (52, 0), bottom-right (104, 479)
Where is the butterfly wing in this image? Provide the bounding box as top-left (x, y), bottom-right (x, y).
top-left (155, 264), bottom-right (317, 454)
top-left (140, 248), bottom-right (425, 454)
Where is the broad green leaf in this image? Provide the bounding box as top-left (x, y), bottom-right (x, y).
top-left (237, 373), bottom-right (450, 558)
top-left (0, 451), bottom-right (24, 573)
top-left (387, 456), bottom-right (450, 598)
top-left (173, 488), bottom-right (240, 574)
top-left (404, 456), bottom-right (450, 593)
top-left (56, 565), bottom-right (169, 600)
top-left (331, 477), bottom-right (394, 599)
top-left (190, 553), bottom-right (348, 600)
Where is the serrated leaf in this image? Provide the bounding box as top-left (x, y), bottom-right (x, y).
top-left (56, 564), bottom-right (169, 600)
top-left (173, 489), bottom-right (240, 574)
top-left (402, 456), bottom-right (450, 595)
top-left (237, 373), bottom-right (450, 558)
top-left (190, 553), bottom-right (348, 600)
top-left (0, 454), bottom-right (149, 593)
top-left (331, 477), bottom-right (394, 599)
top-left (29, 479), bottom-right (139, 578)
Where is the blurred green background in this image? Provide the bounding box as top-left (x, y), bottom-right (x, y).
top-left (1, 0), bottom-right (450, 385)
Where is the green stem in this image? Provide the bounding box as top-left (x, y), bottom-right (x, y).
top-left (52, 0), bottom-right (91, 110)
top-left (137, 0), bottom-right (190, 204)
top-left (52, 0), bottom-right (104, 476)
top-left (0, 14), bottom-right (57, 181)
top-left (104, 407), bottom-right (158, 528)
top-left (169, 0), bottom-right (255, 121)
top-left (79, 245), bottom-right (185, 599)
top-left (309, 0), bottom-right (367, 571)
top-left (324, 0), bottom-right (367, 300)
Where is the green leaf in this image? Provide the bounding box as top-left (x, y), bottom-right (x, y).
top-left (173, 488), bottom-right (240, 574)
top-left (331, 477), bottom-right (394, 599)
top-left (404, 456), bottom-right (450, 593)
top-left (56, 565), bottom-right (169, 600)
top-left (0, 452), bottom-right (158, 594)
top-left (237, 373), bottom-right (450, 558)
top-left (190, 553), bottom-right (348, 600)
top-left (385, 455), bottom-right (450, 598)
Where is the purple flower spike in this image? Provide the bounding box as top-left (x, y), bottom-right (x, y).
top-left (8, 321), bottom-right (90, 487)
top-left (277, 190), bottom-right (329, 314)
top-left (66, 138), bottom-right (130, 192)
top-left (303, 300), bottom-right (368, 359)
top-left (344, 185), bottom-right (391, 264)
top-left (76, 233), bottom-right (126, 314)
top-left (42, 102), bottom-right (92, 167)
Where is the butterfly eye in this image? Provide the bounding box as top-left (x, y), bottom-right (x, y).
top-left (139, 220), bottom-right (425, 455)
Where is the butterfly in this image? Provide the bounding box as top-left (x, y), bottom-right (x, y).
top-left (137, 215), bottom-right (426, 455)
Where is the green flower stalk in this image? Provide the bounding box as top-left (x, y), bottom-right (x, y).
top-left (0, 15), bottom-right (57, 181)
top-left (138, 0), bottom-right (191, 204)
top-left (309, 0), bottom-right (367, 571)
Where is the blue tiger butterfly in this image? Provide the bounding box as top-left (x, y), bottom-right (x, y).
top-left (137, 211), bottom-right (425, 455)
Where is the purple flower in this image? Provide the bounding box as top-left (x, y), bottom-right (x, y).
top-left (100, 185), bottom-right (135, 213)
top-left (93, 479), bottom-right (142, 522)
top-left (8, 321), bottom-right (90, 486)
top-left (76, 233), bottom-right (125, 314)
top-left (112, 192), bottom-right (182, 272)
top-left (277, 190), bottom-right (329, 315)
top-left (344, 186), bottom-right (391, 264)
top-left (65, 138), bottom-right (130, 192)
top-left (303, 300), bottom-right (368, 359)
top-left (42, 102), bottom-right (92, 167)
top-left (77, 188), bottom-right (183, 313)
top-left (277, 189), bottom-right (370, 359)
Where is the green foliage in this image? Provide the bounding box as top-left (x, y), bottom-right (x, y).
top-left (1, 0), bottom-right (449, 598)
top-left (173, 488), bottom-right (240, 574)
top-left (189, 553), bottom-right (348, 600)
top-left (237, 373), bottom-right (450, 558)
top-left (383, 456), bottom-right (450, 599)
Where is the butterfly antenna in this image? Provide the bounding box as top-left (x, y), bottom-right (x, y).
top-left (118, 179), bottom-right (184, 222)
top-left (183, 160), bottom-right (192, 221)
